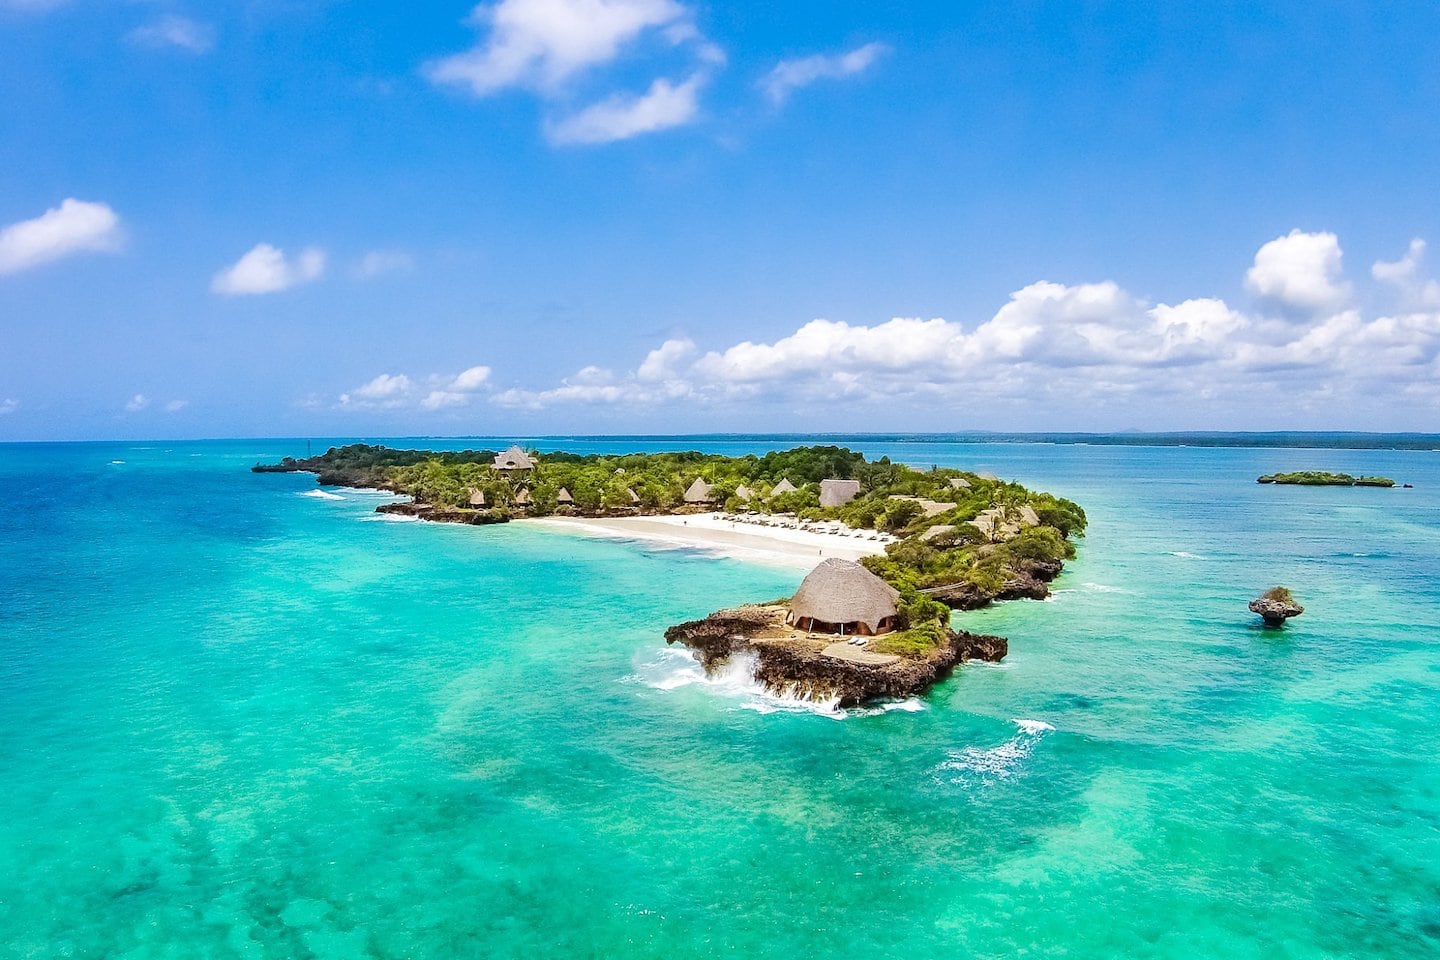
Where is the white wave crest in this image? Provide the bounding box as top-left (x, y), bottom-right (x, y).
top-left (935, 718), bottom-right (1055, 783)
top-left (299, 489), bottom-right (345, 501)
top-left (626, 648), bottom-right (918, 720)
top-left (1168, 551), bottom-right (1205, 559)
top-left (1081, 582), bottom-right (1127, 593)
top-left (357, 512), bottom-right (418, 522)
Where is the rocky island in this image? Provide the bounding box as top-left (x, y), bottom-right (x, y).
top-left (258, 443), bottom-right (1086, 706)
top-left (1250, 586), bottom-right (1304, 626)
top-left (1258, 471), bottom-right (1397, 487)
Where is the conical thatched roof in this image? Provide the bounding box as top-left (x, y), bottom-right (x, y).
top-left (627, 487), bottom-right (641, 504)
top-left (819, 478), bottom-right (860, 507)
top-left (734, 484), bottom-right (754, 501)
top-left (787, 558), bottom-right (900, 634)
top-left (770, 477), bottom-right (797, 496)
top-left (683, 478), bottom-right (714, 503)
top-left (514, 487), bottom-right (532, 506)
top-left (949, 477), bottom-right (972, 490)
top-left (556, 487), bottom-right (574, 504)
top-left (468, 488), bottom-right (486, 507)
top-left (493, 445), bottom-right (535, 471)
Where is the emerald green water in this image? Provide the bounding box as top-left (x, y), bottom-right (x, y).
top-left (2, 439), bottom-right (1438, 958)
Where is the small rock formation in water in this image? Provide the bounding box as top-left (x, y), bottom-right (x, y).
top-left (1249, 586), bottom-right (1304, 627)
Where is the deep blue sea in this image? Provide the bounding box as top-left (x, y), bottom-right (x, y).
top-left (2, 437), bottom-right (1438, 958)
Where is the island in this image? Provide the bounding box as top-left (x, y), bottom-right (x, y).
top-left (257, 443), bottom-right (1087, 706)
top-left (1258, 471), bottom-right (1396, 487)
top-left (1250, 586), bottom-right (1304, 626)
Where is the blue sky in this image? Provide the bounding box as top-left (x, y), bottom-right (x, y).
top-left (2, 0), bottom-right (1439, 440)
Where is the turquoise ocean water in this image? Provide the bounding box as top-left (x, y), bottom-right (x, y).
top-left (2, 437), bottom-right (1438, 958)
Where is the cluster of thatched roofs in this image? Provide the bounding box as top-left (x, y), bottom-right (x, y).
top-left (683, 475), bottom-right (864, 507)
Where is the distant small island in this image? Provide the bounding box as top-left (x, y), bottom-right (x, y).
top-left (1258, 471), bottom-right (1397, 487)
top-left (257, 443), bottom-right (1087, 706)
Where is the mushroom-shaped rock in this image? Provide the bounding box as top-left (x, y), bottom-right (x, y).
top-left (1249, 587), bottom-right (1304, 626)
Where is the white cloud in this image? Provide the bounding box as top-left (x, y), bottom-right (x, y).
top-left (426, 0), bottom-right (689, 95)
top-left (0, 199), bottom-right (122, 276)
top-left (636, 337), bottom-right (696, 381)
top-left (338, 374), bottom-right (413, 409)
top-left (212, 244), bottom-right (325, 295)
top-left (164, 399), bottom-right (189, 413)
top-left (545, 72), bottom-right (703, 144)
top-left (1373, 239), bottom-right (1440, 308)
top-left (493, 229), bottom-right (1440, 417)
top-left (127, 16), bottom-right (215, 54)
top-left (1245, 229), bottom-right (1350, 315)
top-left (339, 365), bottom-right (492, 411)
top-left (0, 399), bottom-right (17, 416)
top-left (760, 42), bottom-right (888, 105)
top-left (450, 365), bottom-right (493, 391)
top-left (125, 394), bottom-right (150, 412)
top-left (354, 249), bottom-right (414, 279)
top-left (426, 0), bottom-right (718, 146)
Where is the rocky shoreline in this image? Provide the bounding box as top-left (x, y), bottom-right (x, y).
top-left (663, 605), bottom-right (1008, 708)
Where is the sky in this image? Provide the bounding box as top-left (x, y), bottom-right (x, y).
top-left (2, 0), bottom-right (1439, 440)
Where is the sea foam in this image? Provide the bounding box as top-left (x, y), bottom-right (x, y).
top-left (935, 718), bottom-right (1055, 783)
top-left (299, 489), bottom-right (345, 501)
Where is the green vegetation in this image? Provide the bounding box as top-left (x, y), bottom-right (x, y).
top-left (259, 443), bottom-right (1086, 651)
top-left (1258, 471), bottom-right (1395, 487)
top-left (1261, 586), bottom-right (1295, 603)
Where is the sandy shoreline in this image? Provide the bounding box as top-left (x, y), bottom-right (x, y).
top-left (525, 512), bottom-right (890, 570)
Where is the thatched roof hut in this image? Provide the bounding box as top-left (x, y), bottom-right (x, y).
top-left (683, 478), bottom-right (714, 504)
top-left (514, 487), bottom-right (533, 507)
top-left (949, 477), bottom-right (972, 490)
top-left (468, 488), bottom-right (486, 507)
top-left (556, 487), bottom-right (574, 505)
top-left (493, 445), bottom-right (535, 471)
top-left (786, 558), bottom-right (900, 636)
top-left (819, 479), bottom-right (861, 507)
top-left (734, 484), bottom-right (754, 502)
top-left (627, 487), bottom-right (641, 504)
top-left (770, 477), bottom-right (797, 497)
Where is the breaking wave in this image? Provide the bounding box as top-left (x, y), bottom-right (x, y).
top-left (299, 489), bottom-right (345, 501)
top-left (935, 718), bottom-right (1056, 784)
top-left (624, 648), bottom-right (923, 719)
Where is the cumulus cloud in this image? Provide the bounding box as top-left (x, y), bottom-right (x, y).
top-left (338, 374), bottom-right (412, 409)
top-left (545, 73), bottom-right (703, 144)
top-left (426, 0), bottom-right (689, 95)
top-left (212, 244), bottom-right (325, 295)
top-left (492, 229), bottom-right (1440, 417)
top-left (426, 0), bottom-right (714, 144)
top-left (760, 42), bottom-right (888, 105)
top-left (127, 16), bottom-right (215, 54)
top-left (339, 366), bottom-right (492, 411)
top-left (0, 399), bottom-right (17, 416)
top-left (124, 394), bottom-right (150, 412)
top-left (164, 399), bottom-right (189, 413)
top-left (1245, 229), bottom-right (1350, 316)
top-left (0, 199), bottom-right (122, 276)
top-left (354, 249), bottom-right (414, 279)
top-left (1372, 239), bottom-right (1440, 308)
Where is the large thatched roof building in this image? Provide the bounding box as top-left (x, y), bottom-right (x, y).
top-left (819, 478), bottom-right (861, 507)
top-left (493, 445), bottom-right (535, 471)
top-left (787, 558), bottom-right (900, 636)
top-left (770, 478), bottom-right (797, 497)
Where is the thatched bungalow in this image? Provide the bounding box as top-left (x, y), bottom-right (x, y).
top-left (819, 479), bottom-right (861, 508)
top-left (683, 478), bottom-right (714, 504)
top-left (513, 487), bottom-right (533, 508)
top-left (949, 477), bottom-right (972, 490)
top-left (786, 558), bottom-right (900, 636)
top-left (556, 487), bottom-right (574, 506)
top-left (770, 478), bottom-right (798, 497)
top-left (467, 488), bottom-right (487, 508)
top-left (734, 484), bottom-right (754, 502)
top-left (493, 445), bottom-right (535, 472)
top-left (627, 487), bottom-right (641, 505)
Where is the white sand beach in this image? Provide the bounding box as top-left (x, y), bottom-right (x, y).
top-left (527, 512), bottom-right (891, 570)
